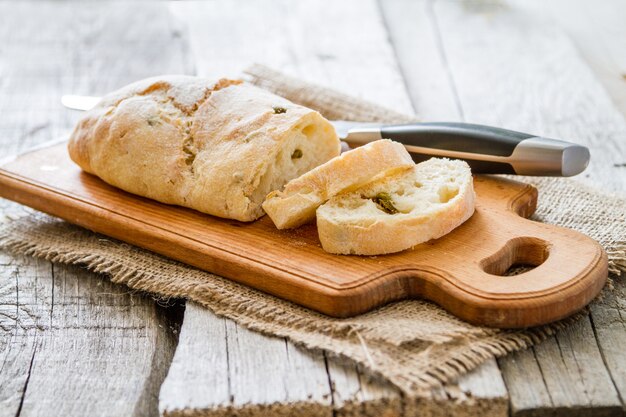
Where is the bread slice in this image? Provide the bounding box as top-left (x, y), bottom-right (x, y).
top-left (262, 139), bottom-right (414, 229)
top-left (317, 158), bottom-right (475, 255)
top-left (68, 76), bottom-right (340, 222)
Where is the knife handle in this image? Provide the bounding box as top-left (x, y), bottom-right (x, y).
top-left (346, 122), bottom-right (590, 176)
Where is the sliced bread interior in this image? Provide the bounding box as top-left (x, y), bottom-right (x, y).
top-left (262, 139), bottom-right (414, 229)
top-left (317, 158), bottom-right (475, 255)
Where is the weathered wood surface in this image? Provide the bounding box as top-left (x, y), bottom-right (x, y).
top-left (510, 0), bottom-right (626, 119)
top-left (1, 0), bottom-right (625, 416)
top-left (160, 303), bottom-right (333, 417)
top-left (0, 2), bottom-right (189, 416)
top-left (159, 302), bottom-right (332, 417)
top-left (500, 278), bottom-right (626, 417)
top-left (381, 0), bottom-right (626, 415)
top-left (169, 0), bottom-right (413, 114)
top-left (0, 238), bottom-right (178, 417)
top-left (326, 357), bottom-right (402, 417)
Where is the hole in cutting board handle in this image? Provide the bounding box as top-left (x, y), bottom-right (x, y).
top-left (480, 237), bottom-right (550, 276)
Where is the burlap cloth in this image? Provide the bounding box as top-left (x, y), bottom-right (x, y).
top-left (1, 64), bottom-right (625, 395)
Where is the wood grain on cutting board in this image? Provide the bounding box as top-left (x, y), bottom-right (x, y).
top-left (0, 142), bottom-right (607, 328)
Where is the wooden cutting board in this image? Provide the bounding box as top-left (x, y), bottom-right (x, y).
top-left (0, 142), bottom-right (607, 328)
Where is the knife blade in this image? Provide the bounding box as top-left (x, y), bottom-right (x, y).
top-left (61, 95), bottom-right (589, 176)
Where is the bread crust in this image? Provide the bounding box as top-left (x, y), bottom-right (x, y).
top-left (317, 159), bottom-right (476, 255)
top-left (68, 76), bottom-right (340, 221)
top-left (262, 140), bottom-right (414, 229)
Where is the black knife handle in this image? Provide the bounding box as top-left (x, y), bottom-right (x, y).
top-left (382, 122), bottom-right (533, 174)
top-left (381, 122), bottom-right (532, 156)
top-left (344, 122), bottom-right (589, 176)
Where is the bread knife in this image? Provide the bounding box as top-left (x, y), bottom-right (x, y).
top-left (333, 121), bottom-right (589, 176)
top-left (61, 95), bottom-right (589, 176)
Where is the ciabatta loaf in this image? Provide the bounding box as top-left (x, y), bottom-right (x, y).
top-left (262, 140), bottom-right (414, 229)
top-left (317, 158), bottom-right (475, 255)
top-left (68, 76), bottom-right (340, 221)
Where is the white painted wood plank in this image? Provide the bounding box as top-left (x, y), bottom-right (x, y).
top-left (531, 319), bottom-right (621, 414)
top-left (0, 244), bottom-right (178, 417)
top-left (498, 347), bottom-right (554, 415)
top-left (379, 0), bottom-right (462, 121)
top-left (160, 303), bottom-right (332, 417)
top-left (281, 344), bottom-right (333, 411)
top-left (15, 264), bottom-right (178, 417)
top-left (508, 0), bottom-right (626, 119)
top-left (159, 303), bottom-right (230, 415)
top-left (225, 319), bottom-right (330, 414)
top-left (589, 277), bottom-right (626, 412)
top-left (0, 249), bottom-right (47, 417)
top-left (326, 358), bottom-right (402, 417)
top-left (456, 358), bottom-right (508, 400)
top-left (169, 0), bottom-right (414, 115)
top-left (448, 360), bottom-right (508, 416)
top-left (0, 1), bottom-right (194, 155)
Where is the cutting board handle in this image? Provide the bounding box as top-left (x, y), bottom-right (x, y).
top-left (480, 236), bottom-right (550, 276)
top-left (424, 204), bottom-right (608, 328)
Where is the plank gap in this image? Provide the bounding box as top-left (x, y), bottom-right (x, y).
top-left (427, 0), bottom-right (465, 120)
top-left (49, 263), bottom-right (54, 328)
top-left (375, 0), bottom-right (417, 115)
top-left (322, 352), bottom-right (338, 417)
top-left (588, 310), bottom-right (625, 408)
top-left (224, 317), bottom-right (234, 404)
top-left (15, 342), bottom-right (36, 417)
